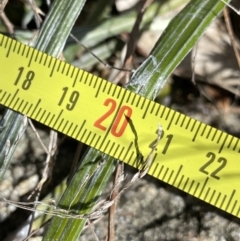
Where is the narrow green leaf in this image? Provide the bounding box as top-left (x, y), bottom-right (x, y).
top-left (43, 150), bottom-right (117, 240)
top-left (127, 0), bottom-right (229, 100)
top-left (0, 110), bottom-right (26, 179)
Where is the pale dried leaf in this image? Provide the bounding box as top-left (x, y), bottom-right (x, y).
top-left (175, 19), bottom-right (240, 96)
top-left (115, 0), bottom-right (140, 11)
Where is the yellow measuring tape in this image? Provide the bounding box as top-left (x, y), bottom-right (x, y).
top-left (0, 33), bottom-right (239, 218)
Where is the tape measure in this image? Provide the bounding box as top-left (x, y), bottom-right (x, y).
top-left (0, 33), bottom-right (240, 218)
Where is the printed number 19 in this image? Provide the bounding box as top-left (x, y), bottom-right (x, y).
top-left (94, 98), bottom-right (132, 137)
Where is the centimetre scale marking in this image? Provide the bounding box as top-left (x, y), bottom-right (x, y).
top-left (0, 33), bottom-right (240, 219)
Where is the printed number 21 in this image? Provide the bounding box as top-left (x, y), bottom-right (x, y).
top-left (94, 98), bottom-right (132, 137)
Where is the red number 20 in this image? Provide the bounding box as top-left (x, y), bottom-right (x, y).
top-left (94, 98), bottom-right (132, 137)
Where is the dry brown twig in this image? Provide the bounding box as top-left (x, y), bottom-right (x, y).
top-left (70, 34), bottom-right (133, 73)
top-left (28, 119), bottom-right (49, 154)
top-left (26, 0), bottom-right (45, 28)
top-left (87, 219), bottom-right (101, 241)
top-left (108, 162), bottom-right (124, 241)
top-left (223, 7), bottom-right (240, 69)
top-left (28, 130), bottom-right (58, 200)
top-left (222, 5), bottom-right (240, 107)
top-left (27, 130), bottom-right (58, 236)
top-left (0, 0), bottom-right (44, 33)
top-left (107, 2), bottom-right (154, 239)
top-left (0, 0), bottom-right (14, 34)
top-left (0, 12), bottom-right (14, 34)
top-left (191, 44), bottom-right (198, 85)
top-left (0, 0), bottom-right (8, 13)
top-left (122, 0), bottom-right (154, 83)
top-left (114, 0), bottom-right (154, 85)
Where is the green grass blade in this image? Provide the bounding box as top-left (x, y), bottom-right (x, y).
top-left (0, 110), bottom-right (26, 180)
top-left (127, 0), bottom-right (229, 99)
top-left (43, 0), bottom-right (229, 240)
top-left (35, 0), bottom-right (86, 55)
top-left (43, 150), bottom-right (117, 240)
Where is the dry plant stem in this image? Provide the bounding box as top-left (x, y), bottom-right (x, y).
top-left (28, 119), bottom-right (49, 154)
top-left (107, 162), bottom-right (123, 241)
top-left (26, 0), bottom-right (42, 28)
top-left (22, 220), bottom-right (51, 241)
top-left (82, 214), bottom-right (104, 231)
top-left (28, 130), bottom-right (58, 199)
top-left (191, 43), bottom-right (198, 85)
top-left (221, 0), bottom-right (240, 15)
top-left (138, 124), bottom-right (162, 177)
top-left (0, 0), bottom-right (8, 13)
top-left (87, 219), bottom-right (101, 241)
top-left (223, 7), bottom-right (240, 69)
top-left (27, 130), bottom-right (58, 236)
top-left (0, 12), bottom-right (14, 34)
top-left (70, 34), bottom-right (132, 72)
top-left (116, 0), bottom-right (154, 84)
top-left (0, 195), bottom-right (111, 219)
top-left (67, 141), bottom-right (83, 185)
top-left (26, 118), bottom-right (50, 237)
top-left (2, 13), bottom-right (13, 33)
top-left (123, 0), bottom-right (154, 71)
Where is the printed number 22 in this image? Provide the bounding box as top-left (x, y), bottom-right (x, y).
top-left (199, 152), bottom-right (227, 180)
top-left (94, 98), bottom-right (132, 137)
